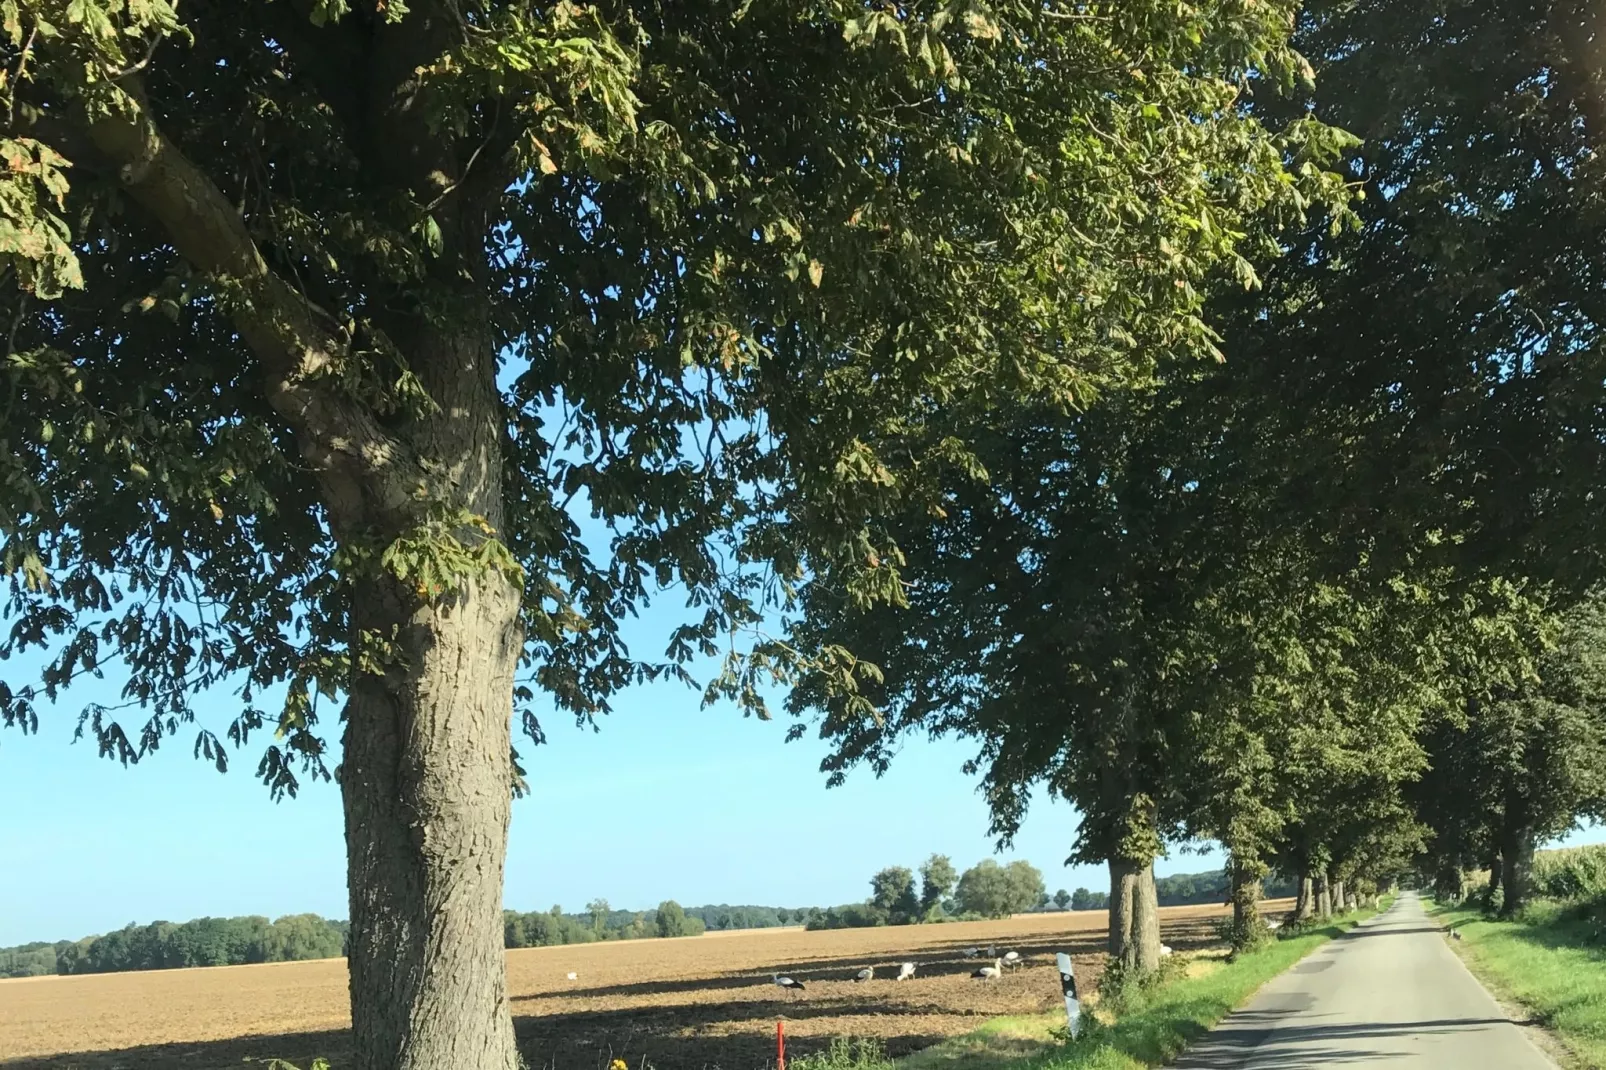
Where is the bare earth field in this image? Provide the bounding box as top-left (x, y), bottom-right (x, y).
top-left (0, 901), bottom-right (1290, 1070)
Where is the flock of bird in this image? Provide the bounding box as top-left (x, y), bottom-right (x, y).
top-left (771, 945), bottom-right (1033, 995)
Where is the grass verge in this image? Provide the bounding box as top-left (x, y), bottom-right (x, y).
top-left (1430, 898), bottom-right (1606, 1068)
top-left (791, 905), bottom-right (1383, 1070)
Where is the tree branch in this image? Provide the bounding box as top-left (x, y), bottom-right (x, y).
top-left (81, 79), bottom-right (418, 527)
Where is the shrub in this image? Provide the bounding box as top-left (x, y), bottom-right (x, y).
top-left (788, 1038), bottom-right (895, 1070)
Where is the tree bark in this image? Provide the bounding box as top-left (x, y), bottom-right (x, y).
top-left (1332, 880), bottom-right (1346, 913)
top-left (1230, 857), bottom-right (1262, 932)
top-left (344, 569), bottom-right (523, 1070)
top-left (1132, 860), bottom-right (1162, 972)
top-left (1315, 872), bottom-right (1332, 919)
top-left (1108, 857), bottom-right (1139, 965)
top-left (1500, 820), bottom-right (1536, 918)
top-left (1295, 873), bottom-right (1315, 919)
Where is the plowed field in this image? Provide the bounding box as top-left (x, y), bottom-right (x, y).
top-left (0, 900), bottom-right (1290, 1070)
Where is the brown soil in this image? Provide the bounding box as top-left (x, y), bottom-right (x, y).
top-left (0, 900), bottom-right (1291, 1070)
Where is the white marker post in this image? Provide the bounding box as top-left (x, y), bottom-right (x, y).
top-left (1056, 952), bottom-right (1080, 1039)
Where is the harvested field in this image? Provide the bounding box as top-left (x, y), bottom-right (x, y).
top-left (0, 900), bottom-right (1291, 1070)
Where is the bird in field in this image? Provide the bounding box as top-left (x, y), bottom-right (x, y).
top-left (853, 966), bottom-right (874, 982)
top-left (565, 972), bottom-right (578, 980)
top-left (1450, 929), bottom-right (1463, 941)
top-left (1267, 920), bottom-right (1283, 932)
top-left (1002, 950), bottom-right (1021, 971)
top-left (1160, 945), bottom-right (1174, 957)
top-left (971, 958), bottom-right (1003, 980)
top-left (774, 973), bottom-right (806, 992)
top-left (896, 962), bottom-right (916, 981)
top-left (963, 946), bottom-right (981, 958)
top-left (987, 944), bottom-right (999, 957)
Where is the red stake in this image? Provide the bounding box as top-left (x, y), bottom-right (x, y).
top-left (777, 1020), bottom-right (786, 1070)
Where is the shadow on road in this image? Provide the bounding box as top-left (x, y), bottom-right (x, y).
top-left (1173, 1014), bottom-right (1540, 1068)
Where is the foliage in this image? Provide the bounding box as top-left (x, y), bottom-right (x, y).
top-left (921, 854), bottom-right (959, 917)
top-left (1, 913), bottom-right (347, 978)
top-left (653, 900), bottom-right (692, 939)
top-left (1053, 889), bottom-right (1072, 911)
top-left (953, 860), bottom-right (1045, 919)
top-left (868, 865), bottom-right (921, 924)
top-left (1415, 594), bottom-right (1606, 913)
top-left (787, 1038), bottom-right (895, 1070)
top-left (804, 901), bottom-right (890, 932)
top-left (1070, 888), bottom-right (1108, 912)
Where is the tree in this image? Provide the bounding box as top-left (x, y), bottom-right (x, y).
top-left (0, 2), bottom-right (1353, 1062)
top-left (919, 854), bottom-right (958, 917)
top-left (1415, 594), bottom-right (1606, 915)
top-left (953, 859), bottom-right (1043, 918)
top-left (654, 901), bottom-right (688, 939)
top-left (586, 899), bottom-right (610, 937)
top-left (1053, 889), bottom-right (1072, 911)
top-left (775, 908), bottom-right (791, 925)
top-left (869, 866), bottom-right (919, 924)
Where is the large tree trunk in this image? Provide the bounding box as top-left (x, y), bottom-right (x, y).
top-left (1133, 861), bottom-right (1162, 972)
top-left (1295, 872), bottom-right (1315, 919)
top-left (1108, 857), bottom-right (1140, 965)
top-left (344, 573), bottom-right (522, 1070)
top-left (1230, 856), bottom-right (1262, 932)
top-left (1331, 880), bottom-right (1346, 914)
top-left (1315, 872), bottom-right (1332, 919)
top-left (340, 326), bottom-right (525, 1070)
top-left (1500, 819), bottom-right (1536, 918)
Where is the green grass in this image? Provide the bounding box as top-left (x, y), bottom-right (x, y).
top-left (1431, 898), bottom-right (1606, 1067)
top-left (789, 906), bottom-right (1382, 1070)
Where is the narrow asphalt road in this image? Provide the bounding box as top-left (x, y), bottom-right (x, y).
top-left (1172, 891), bottom-right (1556, 1068)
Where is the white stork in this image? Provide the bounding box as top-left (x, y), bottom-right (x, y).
top-left (1160, 945), bottom-right (1174, 957)
top-left (853, 966), bottom-right (874, 982)
top-left (565, 972), bottom-right (578, 980)
top-left (971, 958), bottom-right (1003, 980)
top-left (896, 962), bottom-right (916, 981)
top-left (773, 973), bottom-right (806, 993)
top-left (1002, 950), bottom-right (1021, 971)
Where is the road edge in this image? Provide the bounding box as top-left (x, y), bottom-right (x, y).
top-left (1425, 899), bottom-right (1579, 1070)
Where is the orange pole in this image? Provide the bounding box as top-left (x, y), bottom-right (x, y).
top-left (777, 1019), bottom-right (786, 1070)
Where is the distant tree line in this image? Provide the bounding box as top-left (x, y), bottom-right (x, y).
top-left (0, 914), bottom-right (348, 978)
top-left (1056, 868), bottom-right (1299, 911)
top-left (805, 855), bottom-right (1047, 929)
top-left (500, 899), bottom-right (823, 949)
top-left (6, 896), bottom-right (830, 978)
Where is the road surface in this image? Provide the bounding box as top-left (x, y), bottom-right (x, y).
top-left (1172, 891), bottom-right (1556, 1068)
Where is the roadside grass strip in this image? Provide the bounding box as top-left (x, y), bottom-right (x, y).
top-left (1432, 899), bottom-right (1606, 1068)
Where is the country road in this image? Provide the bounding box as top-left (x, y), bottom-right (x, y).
top-left (1173, 891), bottom-right (1556, 1069)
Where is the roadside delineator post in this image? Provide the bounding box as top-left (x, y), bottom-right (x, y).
top-left (777, 1019), bottom-right (786, 1070)
top-left (1056, 952), bottom-right (1080, 1039)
